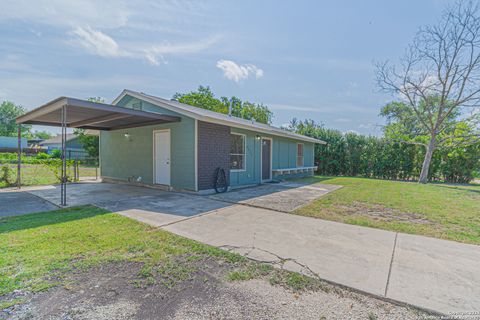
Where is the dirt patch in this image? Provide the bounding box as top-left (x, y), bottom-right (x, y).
top-left (2, 258), bottom-right (424, 320)
top-left (336, 201), bottom-right (435, 225)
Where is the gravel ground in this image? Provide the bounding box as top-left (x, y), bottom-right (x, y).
top-left (2, 259), bottom-right (426, 320)
top-left (174, 279), bottom-right (424, 320)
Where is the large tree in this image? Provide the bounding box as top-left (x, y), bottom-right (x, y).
top-left (173, 86), bottom-right (273, 124)
top-left (376, 1), bottom-right (480, 183)
top-left (32, 130), bottom-right (53, 140)
top-left (0, 101), bottom-right (31, 137)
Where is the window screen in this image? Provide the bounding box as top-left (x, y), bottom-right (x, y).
top-left (230, 134), bottom-right (245, 170)
top-left (297, 143), bottom-right (304, 167)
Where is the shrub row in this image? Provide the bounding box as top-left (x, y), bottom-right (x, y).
top-left (293, 124), bottom-right (480, 183)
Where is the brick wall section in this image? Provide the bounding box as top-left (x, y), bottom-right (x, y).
top-left (197, 121), bottom-right (231, 190)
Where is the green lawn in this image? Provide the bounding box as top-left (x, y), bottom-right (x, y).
top-left (0, 164), bottom-right (97, 188)
top-left (294, 176), bottom-right (480, 245)
top-left (0, 206), bottom-right (242, 298)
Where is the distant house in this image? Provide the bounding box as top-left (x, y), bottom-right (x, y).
top-left (39, 134), bottom-right (87, 159)
top-left (0, 136), bottom-right (27, 150)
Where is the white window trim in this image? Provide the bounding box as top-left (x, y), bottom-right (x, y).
top-left (230, 132), bottom-right (246, 172)
top-left (296, 143), bottom-right (304, 168)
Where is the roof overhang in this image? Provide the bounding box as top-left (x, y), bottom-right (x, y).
top-left (16, 97), bottom-right (181, 130)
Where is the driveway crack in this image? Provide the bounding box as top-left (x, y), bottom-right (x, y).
top-left (218, 244), bottom-right (321, 279)
top-left (384, 232), bottom-right (398, 297)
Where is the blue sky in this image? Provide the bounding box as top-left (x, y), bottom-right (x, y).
top-left (0, 0), bottom-right (451, 135)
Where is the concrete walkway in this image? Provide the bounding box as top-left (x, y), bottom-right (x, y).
top-left (148, 205), bottom-right (480, 315)
top-left (209, 182), bottom-right (342, 212)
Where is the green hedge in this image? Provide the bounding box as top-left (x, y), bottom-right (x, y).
top-left (293, 122), bottom-right (480, 183)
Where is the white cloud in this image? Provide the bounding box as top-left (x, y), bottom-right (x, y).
top-left (70, 26), bottom-right (219, 65)
top-left (145, 36), bottom-right (220, 66)
top-left (216, 60), bottom-right (263, 82)
top-left (71, 27), bottom-right (122, 58)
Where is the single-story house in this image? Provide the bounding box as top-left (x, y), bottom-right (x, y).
top-left (40, 134), bottom-right (88, 159)
top-left (99, 90), bottom-right (325, 193)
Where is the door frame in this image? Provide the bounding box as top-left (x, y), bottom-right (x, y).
top-left (153, 129), bottom-right (171, 186)
top-left (260, 137), bottom-right (273, 182)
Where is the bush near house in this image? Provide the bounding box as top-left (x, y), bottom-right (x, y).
top-left (289, 120), bottom-right (480, 183)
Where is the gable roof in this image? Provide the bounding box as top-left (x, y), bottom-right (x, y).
top-left (40, 133), bottom-right (77, 145)
top-left (113, 89), bottom-right (326, 144)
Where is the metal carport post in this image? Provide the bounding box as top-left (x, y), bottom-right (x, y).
top-left (17, 124), bottom-right (21, 189)
top-left (60, 105), bottom-right (67, 206)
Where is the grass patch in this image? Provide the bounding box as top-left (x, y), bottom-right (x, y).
top-left (0, 297), bottom-right (25, 310)
top-left (294, 176), bottom-right (480, 244)
top-left (0, 205), bottom-right (241, 297)
top-left (227, 262), bottom-right (330, 293)
top-left (0, 163), bottom-right (97, 188)
top-left (227, 263), bottom-right (273, 281)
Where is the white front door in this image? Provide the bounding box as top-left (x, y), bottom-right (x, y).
top-left (154, 130), bottom-right (171, 185)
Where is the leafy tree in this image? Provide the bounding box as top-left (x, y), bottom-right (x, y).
top-left (73, 97), bottom-right (102, 158)
top-left (32, 130), bottom-right (53, 140)
top-left (0, 101), bottom-right (31, 137)
top-left (380, 98), bottom-right (479, 181)
top-left (376, 1), bottom-right (480, 183)
top-left (173, 86), bottom-right (273, 124)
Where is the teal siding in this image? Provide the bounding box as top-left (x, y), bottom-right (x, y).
top-left (229, 128), bottom-right (315, 187)
top-left (100, 96), bottom-right (196, 190)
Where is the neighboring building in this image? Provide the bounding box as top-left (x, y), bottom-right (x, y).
top-left (40, 134), bottom-right (87, 158)
top-left (27, 138), bottom-right (45, 148)
top-left (0, 136), bottom-right (27, 149)
top-left (100, 90), bottom-right (325, 193)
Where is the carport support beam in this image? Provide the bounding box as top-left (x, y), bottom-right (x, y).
top-left (17, 125), bottom-right (21, 189)
top-left (61, 105), bottom-right (67, 206)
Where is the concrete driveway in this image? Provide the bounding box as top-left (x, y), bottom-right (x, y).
top-left (24, 182), bottom-right (231, 225)
top-left (1, 180), bottom-right (340, 219)
top-left (0, 188), bottom-right (58, 217)
top-left (160, 205), bottom-right (480, 315)
top-left (0, 182), bottom-right (230, 225)
top-left (209, 182), bottom-right (342, 212)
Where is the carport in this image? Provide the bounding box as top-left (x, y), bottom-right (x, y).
top-left (15, 97), bottom-right (181, 206)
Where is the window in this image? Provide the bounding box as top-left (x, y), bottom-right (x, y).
top-left (230, 133), bottom-right (245, 170)
top-left (297, 143), bottom-right (304, 167)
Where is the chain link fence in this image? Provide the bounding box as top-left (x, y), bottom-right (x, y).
top-left (0, 149), bottom-right (99, 188)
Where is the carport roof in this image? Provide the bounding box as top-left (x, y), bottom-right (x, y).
top-left (16, 96), bottom-right (181, 130)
